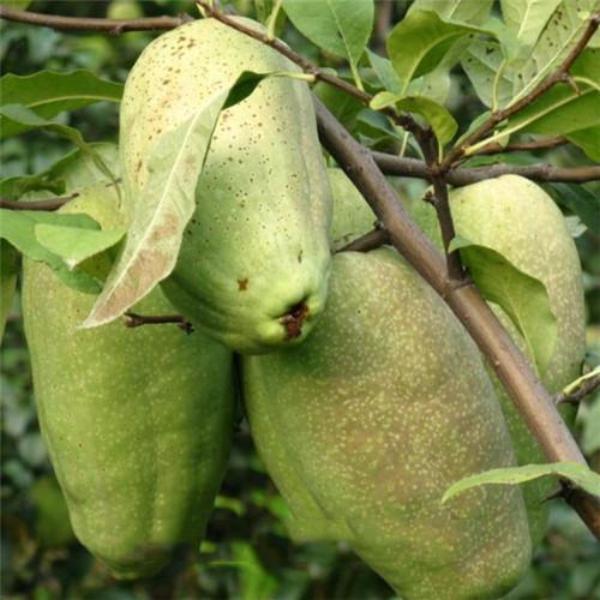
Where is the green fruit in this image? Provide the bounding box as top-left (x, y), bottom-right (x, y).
top-left (411, 175), bottom-right (586, 543)
top-left (328, 168), bottom-right (377, 252)
top-left (120, 18), bottom-right (332, 354)
top-left (243, 249), bottom-right (531, 599)
top-left (22, 185), bottom-right (235, 579)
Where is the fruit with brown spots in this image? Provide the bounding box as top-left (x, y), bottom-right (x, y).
top-left (119, 18), bottom-right (332, 354)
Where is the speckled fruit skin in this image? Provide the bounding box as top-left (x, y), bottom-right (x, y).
top-left (411, 175), bottom-right (586, 544)
top-left (243, 249), bottom-right (531, 599)
top-left (22, 186), bottom-right (235, 579)
top-left (119, 17), bottom-right (332, 354)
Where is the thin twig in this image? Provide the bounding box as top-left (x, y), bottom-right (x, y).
top-left (0, 5), bottom-right (191, 33)
top-left (124, 312), bottom-right (193, 334)
top-left (555, 371), bottom-right (600, 405)
top-left (314, 97), bottom-right (600, 539)
top-left (338, 227), bottom-right (389, 253)
top-left (417, 131), bottom-right (464, 281)
top-left (474, 136), bottom-right (568, 156)
top-left (441, 12), bottom-right (600, 169)
top-left (0, 193), bottom-right (79, 211)
top-left (372, 152), bottom-right (600, 185)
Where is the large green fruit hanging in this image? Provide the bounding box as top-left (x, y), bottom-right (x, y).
top-left (120, 17), bottom-right (332, 354)
top-left (22, 185), bottom-right (235, 579)
top-left (243, 248), bottom-right (532, 599)
top-left (410, 174), bottom-right (586, 543)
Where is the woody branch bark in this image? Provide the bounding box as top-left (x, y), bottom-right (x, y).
top-left (2, 6), bottom-right (599, 537)
top-left (371, 153), bottom-right (600, 185)
top-left (0, 5), bottom-right (191, 32)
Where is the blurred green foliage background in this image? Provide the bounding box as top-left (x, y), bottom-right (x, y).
top-left (1, 1), bottom-right (599, 598)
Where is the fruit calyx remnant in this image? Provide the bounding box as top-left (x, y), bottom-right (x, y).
top-left (280, 301), bottom-right (309, 340)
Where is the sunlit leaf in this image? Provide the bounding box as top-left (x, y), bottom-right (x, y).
top-left (443, 462), bottom-right (600, 503)
top-left (0, 70), bottom-right (123, 137)
top-left (35, 223), bottom-right (125, 270)
top-left (387, 10), bottom-right (488, 87)
top-left (84, 71), bottom-right (272, 328)
top-left (282, 0), bottom-right (374, 74)
top-left (408, 0), bottom-right (494, 25)
top-left (0, 209), bottom-right (101, 293)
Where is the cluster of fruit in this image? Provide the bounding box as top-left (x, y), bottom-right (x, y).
top-left (22, 18), bottom-right (585, 599)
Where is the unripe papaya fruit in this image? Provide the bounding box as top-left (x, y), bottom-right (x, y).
top-left (22, 185), bottom-right (235, 579)
top-left (120, 17), bottom-right (332, 354)
top-left (410, 175), bottom-right (586, 543)
top-left (243, 248), bottom-right (531, 599)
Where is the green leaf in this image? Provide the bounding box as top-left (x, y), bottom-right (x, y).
top-left (0, 173), bottom-right (64, 200)
top-left (366, 49), bottom-right (402, 94)
top-left (254, 0), bottom-right (275, 23)
top-left (509, 0), bottom-right (600, 104)
top-left (461, 40), bottom-right (513, 107)
top-left (407, 69), bottom-right (452, 106)
top-left (355, 109), bottom-right (403, 143)
top-left (567, 124), bottom-right (600, 161)
top-left (449, 236), bottom-right (557, 375)
top-left (35, 224), bottom-right (125, 270)
top-left (223, 70), bottom-right (288, 109)
top-left (46, 142), bottom-right (120, 193)
top-left (0, 209), bottom-right (101, 293)
top-left (387, 10), bottom-right (487, 88)
top-left (371, 91), bottom-right (458, 145)
top-left (501, 0), bottom-right (562, 49)
top-left (0, 0), bottom-right (32, 8)
top-left (84, 71), bottom-right (273, 328)
top-left (0, 143), bottom-right (119, 201)
top-left (231, 542), bottom-right (279, 600)
top-left (580, 395), bottom-right (600, 454)
top-left (0, 70), bottom-right (123, 138)
top-left (0, 240), bottom-right (18, 344)
top-left (442, 462), bottom-right (600, 503)
top-left (0, 105), bottom-right (117, 186)
top-left (214, 495), bottom-right (246, 516)
top-left (408, 0), bottom-right (494, 26)
top-left (547, 183), bottom-right (600, 231)
top-left (468, 48), bottom-right (600, 153)
top-left (282, 0), bottom-right (374, 69)
top-left (314, 81), bottom-right (363, 129)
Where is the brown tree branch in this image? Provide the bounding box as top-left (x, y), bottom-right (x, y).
top-left (474, 136), bottom-right (568, 156)
top-left (0, 193), bottom-right (79, 211)
top-left (314, 97), bottom-right (600, 538)
top-left (441, 12), bottom-right (600, 169)
top-left (372, 152), bottom-right (600, 185)
top-left (124, 312), bottom-right (193, 333)
top-left (417, 131), bottom-right (464, 281)
top-left (338, 227), bottom-right (390, 253)
top-left (0, 5), bottom-right (191, 33)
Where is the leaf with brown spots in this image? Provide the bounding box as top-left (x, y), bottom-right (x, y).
top-left (84, 71), bottom-right (276, 328)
